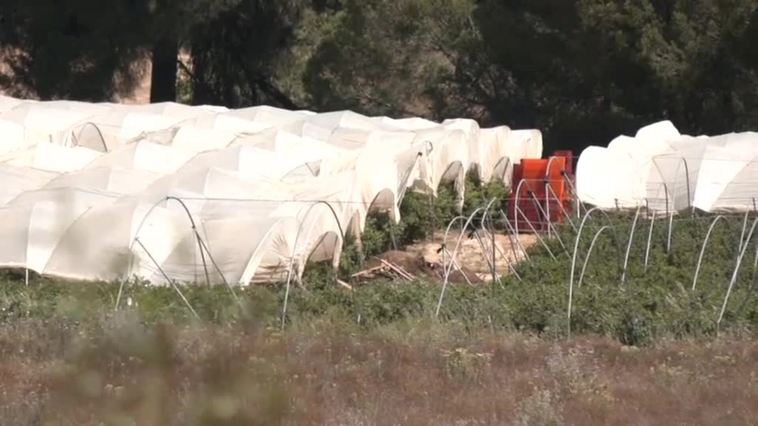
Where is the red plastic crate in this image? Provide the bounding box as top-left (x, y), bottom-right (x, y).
top-left (508, 153), bottom-right (573, 233)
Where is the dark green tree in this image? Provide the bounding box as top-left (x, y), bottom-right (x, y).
top-left (0, 0), bottom-right (149, 100)
top-left (188, 0), bottom-right (303, 108)
top-left (300, 0), bottom-right (757, 151)
top-left (473, 0), bottom-right (758, 149)
top-left (0, 0), bottom-right (324, 106)
top-left (303, 0), bottom-right (479, 118)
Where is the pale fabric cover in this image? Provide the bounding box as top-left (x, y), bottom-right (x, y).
top-left (210, 114), bottom-right (272, 134)
top-left (577, 121), bottom-right (758, 212)
top-left (0, 164), bottom-right (58, 206)
top-left (0, 119), bottom-right (25, 155)
top-left (576, 146), bottom-right (641, 209)
top-left (0, 96), bottom-right (543, 285)
top-left (0, 188), bottom-right (116, 274)
top-left (118, 113), bottom-right (186, 141)
top-left (43, 167), bottom-right (160, 195)
top-left (0, 105), bottom-right (92, 145)
top-left (2, 142), bottom-right (102, 173)
top-left (508, 130), bottom-right (543, 164)
top-left (170, 126), bottom-right (237, 152)
top-left (88, 141), bottom-right (196, 174)
top-left (225, 105), bottom-right (308, 127)
top-left (478, 126), bottom-right (513, 183)
top-left (0, 96), bottom-right (25, 112)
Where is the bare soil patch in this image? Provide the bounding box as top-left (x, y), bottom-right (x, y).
top-left (365, 231), bottom-right (538, 283)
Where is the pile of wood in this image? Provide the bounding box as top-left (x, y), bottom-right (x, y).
top-left (345, 251), bottom-right (483, 286)
top-left (351, 257), bottom-right (416, 283)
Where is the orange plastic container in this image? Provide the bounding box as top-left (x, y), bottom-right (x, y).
top-left (508, 155), bottom-right (571, 232)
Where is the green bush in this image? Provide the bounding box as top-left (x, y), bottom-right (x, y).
top-left (356, 171), bottom-right (511, 262)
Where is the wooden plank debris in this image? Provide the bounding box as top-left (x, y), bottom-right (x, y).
top-left (351, 264), bottom-right (388, 279)
top-left (375, 257), bottom-right (415, 281)
top-left (350, 257), bottom-right (417, 283)
top-left (336, 279), bottom-right (353, 290)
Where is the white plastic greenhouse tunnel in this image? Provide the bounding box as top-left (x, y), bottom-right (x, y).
top-left (0, 95), bottom-right (544, 287)
top-left (576, 120), bottom-right (758, 213)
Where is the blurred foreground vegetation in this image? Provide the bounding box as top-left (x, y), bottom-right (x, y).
top-left (1, 251), bottom-right (757, 424)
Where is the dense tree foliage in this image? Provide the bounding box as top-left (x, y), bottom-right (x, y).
top-left (1, 0), bottom-right (756, 150)
top-left (0, 0), bottom-right (149, 100)
top-left (189, 1), bottom-right (303, 108)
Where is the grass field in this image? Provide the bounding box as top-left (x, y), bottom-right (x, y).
top-left (0, 250), bottom-right (756, 424)
top-left (2, 313), bottom-right (756, 425)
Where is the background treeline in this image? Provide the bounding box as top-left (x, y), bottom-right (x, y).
top-left (1, 0), bottom-right (756, 151)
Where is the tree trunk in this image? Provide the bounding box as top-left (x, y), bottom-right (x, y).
top-left (149, 36), bottom-right (178, 103)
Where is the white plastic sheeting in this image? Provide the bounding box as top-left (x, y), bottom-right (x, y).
top-left (576, 121), bottom-right (758, 212)
top-left (0, 96), bottom-right (542, 285)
